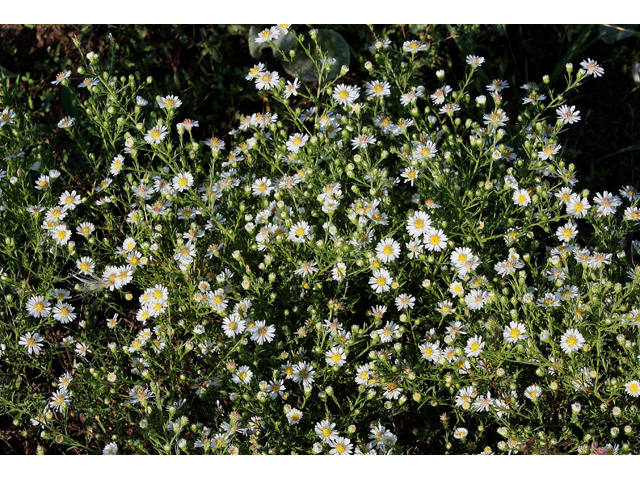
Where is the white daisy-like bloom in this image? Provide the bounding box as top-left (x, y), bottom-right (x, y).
top-left (284, 78), bottom-right (300, 99)
top-left (74, 342), bottom-right (91, 357)
top-left (593, 191), bottom-right (621, 217)
top-left (512, 188), bottom-right (531, 207)
top-left (453, 428), bottom-right (468, 439)
top-left (207, 288), bottom-right (228, 313)
top-left (351, 134), bottom-right (377, 149)
top-left (411, 140), bottom-right (438, 160)
top-left (222, 314), bottom-right (246, 338)
top-left (314, 420), bottom-right (338, 445)
top-left (232, 365), bottom-right (253, 385)
top-left (439, 103), bottom-right (460, 115)
top-left (51, 224), bottom-right (72, 246)
top-left (110, 155), bottom-right (125, 175)
top-left (406, 211), bottom-right (432, 238)
top-left (423, 227), bottom-right (448, 252)
top-left (157, 95), bottom-right (182, 109)
top-left (332, 84), bottom-right (360, 107)
top-left (419, 341), bottom-right (441, 363)
top-left (285, 132), bottom-right (309, 153)
top-left (325, 346), bottom-right (347, 367)
top-left (556, 221), bottom-right (578, 243)
top-left (173, 242), bottom-right (196, 265)
top-left (450, 247), bottom-right (473, 268)
top-left (524, 385), bottom-right (542, 402)
top-left (328, 436), bottom-right (353, 455)
top-left (366, 80), bottom-right (391, 98)
top-left (624, 380), bottom-right (640, 398)
top-left (566, 194), bottom-right (590, 218)
top-left (292, 361), bottom-right (316, 387)
top-left (26, 296), bottom-right (51, 318)
top-left (580, 58), bottom-right (604, 77)
top-left (49, 388), bottom-right (71, 412)
top-left (376, 237), bottom-right (401, 263)
top-left (255, 26), bottom-right (281, 45)
top-left (401, 166), bottom-right (419, 186)
top-left (503, 321), bottom-right (528, 343)
top-left (556, 105), bottom-right (581, 124)
top-left (538, 143), bottom-right (561, 160)
top-left (537, 292), bottom-right (561, 308)
top-left (466, 55), bottom-right (485, 67)
top-left (245, 63), bottom-right (265, 80)
top-left (435, 300), bottom-right (455, 316)
top-left (254, 70), bottom-right (280, 90)
top-left (587, 251), bottom-right (612, 270)
top-left (625, 206), bottom-right (640, 221)
top-left (376, 321), bottom-right (398, 343)
top-left (331, 262), bottom-right (347, 281)
top-left (405, 240), bottom-right (423, 259)
top-left (288, 221), bottom-right (311, 244)
top-left (144, 125), bottom-right (168, 145)
top-left (464, 289), bottom-right (488, 311)
top-left (464, 335), bottom-right (485, 358)
top-left (430, 85), bottom-right (453, 105)
top-left (19, 332), bottom-right (44, 355)
top-left (250, 321), bottom-right (276, 345)
top-left (251, 177), bottom-right (273, 197)
top-left (121, 237), bottom-right (136, 253)
top-left (286, 408), bottom-right (303, 425)
top-left (395, 294), bottom-right (415, 311)
top-left (172, 172), bottom-right (194, 192)
top-left (53, 303), bottom-right (76, 324)
top-left (294, 260), bottom-right (318, 277)
top-left (449, 281), bottom-right (464, 297)
top-left (103, 442), bottom-right (118, 455)
top-left (57, 116), bottom-right (75, 129)
top-left (35, 175), bottom-right (50, 190)
top-left (369, 268), bottom-right (393, 294)
top-left (560, 328), bottom-right (585, 354)
top-left (402, 40), bottom-right (427, 53)
top-left (204, 136), bottom-right (225, 151)
top-left (58, 190), bottom-right (82, 210)
top-left (483, 110), bottom-right (509, 127)
top-left (76, 256), bottom-right (95, 275)
top-left (51, 70), bottom-right (71, 85)
top-left (619, 185), bottom-right (639, 201)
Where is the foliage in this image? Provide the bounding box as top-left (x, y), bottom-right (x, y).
top-left (1, 24), bottom-right (640, 455)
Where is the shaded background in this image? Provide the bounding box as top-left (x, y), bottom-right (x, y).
top-left (0, 24), bottom-right (638, 194)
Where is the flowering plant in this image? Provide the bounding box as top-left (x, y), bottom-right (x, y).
top-left (0, 26), bottom-right (638, 455)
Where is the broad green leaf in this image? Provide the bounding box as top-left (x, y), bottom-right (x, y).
top-left (599, 24), bottom-right (637, 44)
top-left (0, 64), bottom-right (17, 79)
top-left (281, 29), bottom-right (350, 83)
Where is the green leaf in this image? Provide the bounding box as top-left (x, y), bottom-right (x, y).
top-left (550, 24), bottom-right (598, 81)
top-left (596, 143), bottom-right (640, 161)
top-left (599, 24), bottom-right (637, 44)
top-left (281, 29), bottom-right (350, 83)
top-left (61, 85), bottom-right (79, 118)
top-left (0, 65), bottom-right (17, 79)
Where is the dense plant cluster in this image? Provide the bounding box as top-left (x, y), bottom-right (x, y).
top-left (1, 25), bottom-right (639, 455)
